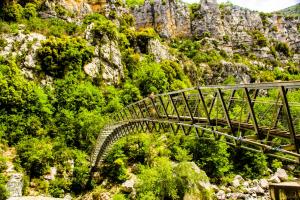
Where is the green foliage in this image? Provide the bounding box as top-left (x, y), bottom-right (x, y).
top-left (71, 150), bottom-right (90, 192)
top-left (0, 62), bottom-right (53, 144)
top-left (24, 17), bottom-right (82, 36)
top-left (0, 183), bottom-right (9, 200)
top-left (23, 3), bottom-right (37, 19)
top-left (133, 61), bottom-right (168, 96)
top-left (271, 159), bottom-right (283, 171)
top-left (1, 3), bottom-right (23, 22)
top-left (120, 82), bottom-right (142, 105)
top-left (136, 157), bottom-right (178, 199)
top-left (250, 30), bottom-right (268, 47)
top-left (126, 0), bottom-right (145, 8)
top-left (189, 138), bottom-right (232, 181)
top-left (189, 3), bottom-right (201, 20)
top-left (0, 37), bottom-right (7, 50)
top-left (275, 41), bottom-right (291, 57)
top-left (259, 12), bottom-right (272, 27)
top-left (113, 193), bottom-right (128, 200)
top-left (136, 158), bottom-right (213, 199)
top-left (231, 148), bottom-right (268, 179)
top-left (49, 178), bottom-right (71, 198)
top-left (86, 14), bottom-right (119, 41)
top-left (17, 137), bottom-right (54, 178)
top-left (37, 36), bottom-right (93, 77)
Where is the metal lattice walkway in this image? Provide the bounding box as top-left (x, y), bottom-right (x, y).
top-left (91, 81), bottom-right (300, 171)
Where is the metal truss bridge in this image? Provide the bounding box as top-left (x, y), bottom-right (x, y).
top-left (91, 81), bottom-right (300, 171)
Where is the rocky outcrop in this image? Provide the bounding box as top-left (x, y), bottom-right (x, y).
top-left (132, 0), bottom-right (191, 38)
top-left (41, 0), bottom-right (106, 17)
top-left (132, 0), bottom-right (300, 61)
top-left (147, 39), bottom-right (175, 62)
top-left (7, 174), bottom-right (23, 197)
top-left (84, 24), bottom-right (124, 84)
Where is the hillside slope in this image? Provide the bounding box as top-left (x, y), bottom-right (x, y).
top-left (0, 0), bottom-right (299, 199)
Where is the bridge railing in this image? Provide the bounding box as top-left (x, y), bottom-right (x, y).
top-left (108, 81), bottom-right (300, 163)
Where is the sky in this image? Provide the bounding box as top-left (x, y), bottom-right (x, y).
top-left (182, 0), bottom-right (300, 12)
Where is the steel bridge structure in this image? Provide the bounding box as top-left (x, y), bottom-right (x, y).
top-left (91, 81), bottom-right (300, 172)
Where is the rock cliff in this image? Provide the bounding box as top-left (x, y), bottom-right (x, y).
top-left (132, 0), bottom-right (300, 62)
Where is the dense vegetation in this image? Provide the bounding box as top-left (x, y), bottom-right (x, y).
top-left (0, 0), bottom-right (299, 199)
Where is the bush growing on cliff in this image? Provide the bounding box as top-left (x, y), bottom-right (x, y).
top-left (250, 30), bottom-right (268, 47)
top-left (133, 61), bottom-right (169, 96)
top-left (23, 3), bottom-right (37, 19)
top-left (1, 3), bottom-right (23, 22)
top-left (37, 36), bottom-right (94, 77)
top-left (16, 137), bottom-right (54, 178)
top-left (275, 41), bottom-right (291, 57)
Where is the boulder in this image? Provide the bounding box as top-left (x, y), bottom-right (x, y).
top-left (216, 190), bottom-right (226, 200)
top-left (259, 179), bottom-right (269, 189)
top-left (232, 175), bottom-right (244, 188)
top-left (121, 175), bottom-right (137, 193)
top-left (269, 175), bottom-right (281, 183)
top-left (275, 168), bottom-right (288, 181)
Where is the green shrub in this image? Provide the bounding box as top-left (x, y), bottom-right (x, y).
top-left (250, 30), bottom-right (268, 47)
top-left (126, 0), bottom-right (144, 8)
top-left (37, 36), bottom-right (94, 77)
top-left (0, 38), bottom-right (7, 50)
top-left (16, 137), bottom-right (54, 178)
top-left (136, 157), bottom-right (178, 199)
top-left (49, 178), bottom-right (71, 197)
top-left (1, 3), bottom-right (23, 22)
top-left (133, 61), bottom-right (168, 96)
top-left (192, 138), bottom-right (232, 181)
top-left (120, 82), bottom-right (142, 105)
top-left (23, 3), bottom-right (37, 19)
top-left (113, 193), bottom-right (128, 200)
top-left (231, 148), bottom-right (268, 179)
top-left (0, 184), bottom-right (9, 200)
top-left (223, 35), bottom-right (230, 43)
top-left (275, 41), bottom-right (291, 57)
top-left (0, 156), bottom-right (7, 173)
top-left (90, 17), bottom-right (119, 41)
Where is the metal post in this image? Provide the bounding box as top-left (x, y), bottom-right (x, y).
top-left (217, 89), bottom-right (234, 134)
top-left (198, 88), bottom-right (211, 124)
top-left (182, 92), bottom-right (194, 122)
top-left (149, 97), bottom-right (161, 118)
top-left (244, 88), bottom-right (262, 140)
top-left (246, 89), bottom-right (259, 123)
top-left (280, 86), bottom-right (299, 154)
top-left (169, 94), bottom-right (181, 121)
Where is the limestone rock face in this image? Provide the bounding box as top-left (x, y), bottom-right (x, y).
top-left (132, 0), bottom-right (191, 38)
top-left (192, 0), bottom-right (224, 38)
top-left (132, 0), bottom-right (299, 62)
top-left (7, 173), bottom-right (23, 197)
top-left (147, 39), bottom-right (175, 62)
top-left (84, 28), bottom-right (124, 84)
top-left (42, 0), bottom-right (105, 16)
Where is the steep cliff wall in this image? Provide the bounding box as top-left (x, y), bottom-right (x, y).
top-left (132, 0), bottom-right (300, 61)
top-left (132, 0), bottom-right (191, 38)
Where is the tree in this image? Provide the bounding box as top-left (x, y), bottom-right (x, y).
top-left (17, 137), bottom-right (54, 178)
top-left (133, 61), bottom-right (168, 96)
top-left (38, 36), bottom-right (94, 77)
